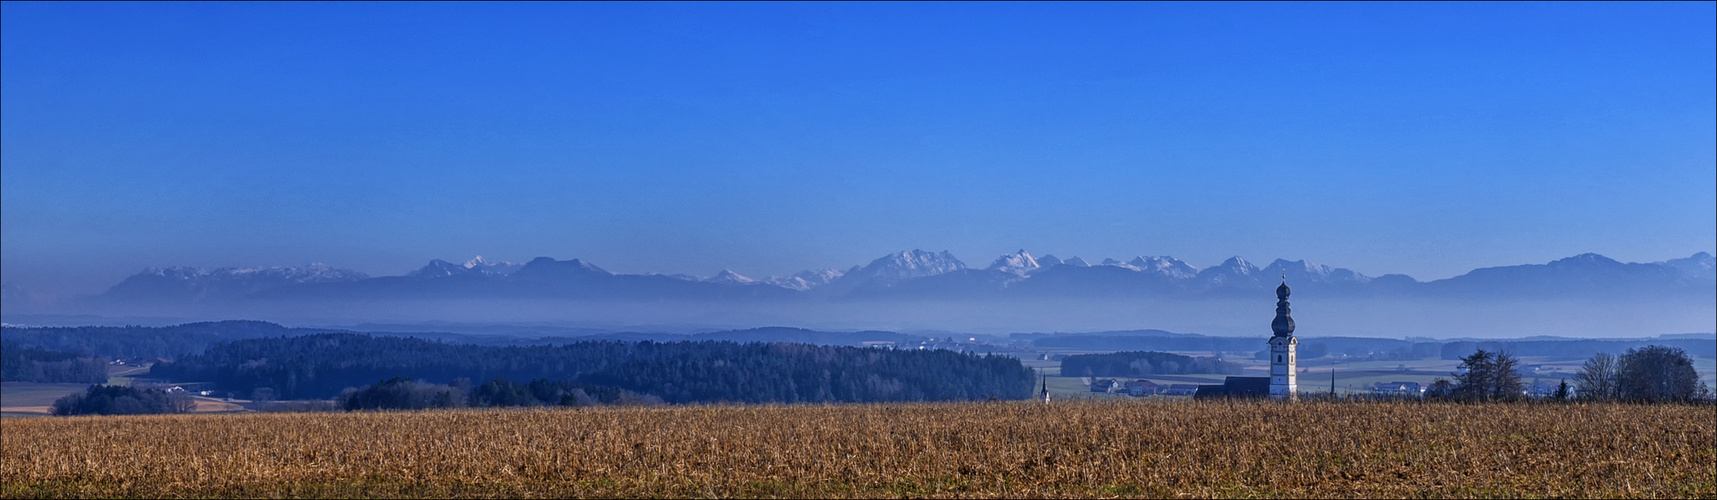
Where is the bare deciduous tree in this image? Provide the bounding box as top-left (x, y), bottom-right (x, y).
top-left (1617, 345), bottom-right (1705, 403)
top-left (1574, 352), bottom-right (1620, 401)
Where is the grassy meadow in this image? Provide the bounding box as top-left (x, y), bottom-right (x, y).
top-left (3, 400), bottom-right (1712, 498)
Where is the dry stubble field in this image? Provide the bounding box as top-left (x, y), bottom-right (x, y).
top-left (2, 400), bottom-right (1713, 498)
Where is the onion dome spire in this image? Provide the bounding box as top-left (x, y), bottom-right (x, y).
top-left (1271, 274), bottom-right (1295, 337)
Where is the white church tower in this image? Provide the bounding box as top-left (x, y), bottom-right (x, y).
top-left (1268, 278), bottom-right (1298, 399)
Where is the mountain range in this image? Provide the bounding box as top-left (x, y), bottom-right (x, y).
top-left (85, 250), bottom-right (1715, 305)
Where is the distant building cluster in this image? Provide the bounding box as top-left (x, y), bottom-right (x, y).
top-left (1370, 381), bottom-right (1425, 395)
top-left (1083, 379), bottom-right (1182, 397)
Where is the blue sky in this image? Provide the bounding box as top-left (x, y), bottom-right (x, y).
top-left (3, 2), bottom-right (1713, 295)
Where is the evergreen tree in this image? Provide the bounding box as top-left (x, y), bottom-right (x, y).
top-left (1452, 349), bottom-right (1524, 402)
top-left (338, 378), bottom-right (463, 411)
top-left (470, 377), bottom-right (537, 407)
top-left (1425, 379), bottom-right (1456, 400)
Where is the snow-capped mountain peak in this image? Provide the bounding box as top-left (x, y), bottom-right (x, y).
top-left (1257, 259), bottom-right (1373, 286)
top-left (1218, 256), bottom-right (1256, 273)
top-left (105, 263), bottom-right (369, 301)
top-left (1193, 256), bottom-right (1263, 290)
top-left (409, 256), bottom-right (521, 278)
top-left (1127, 256), bottom-right (1199, 279)
top-left (849, 250), bottom-right (967, 283)
top-left (987, 249), bottom-right (1040, 276)
top-left (1661, 251), bottom-right (1715, 280)
top-left (214, 263), bottom-right (369, 282)
top-left (408, 259), bottom-right (467, 278)
top-left (767, 269), bottom-right (845, 291)
top-left (705, 269), bottom-right (758, 285)
top-left (466, 256), bottom-right (521, 275)
top-left (1549, 253), bottom-right (1623, 268)
top-left (1266, 259), bottom-right (1333, 279)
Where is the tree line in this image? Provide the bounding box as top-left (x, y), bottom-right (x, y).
top-left (1, 321), bottom-right (306, 360)
top-left (150, 333), bottom-right (1037, 404)
top-left (1570, 345), bottom-right (1707, 402)
top-left (338, 376), bottom-right (649, 410)
top-left (1425, 345), bottom-right (1708, 403)
top-left (1061, 351), bottom-right (1241, 377)
top-left (51, 385), bottom-right (193, 416)
top-left (1, 341), bottom-right (108, 384)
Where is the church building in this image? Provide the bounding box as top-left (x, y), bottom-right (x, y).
top-left (1192, 278), bottom-right (1298, 400)
top-left (1267, 279), bottom-right (1298, 399)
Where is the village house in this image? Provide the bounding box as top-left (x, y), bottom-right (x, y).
top-left (1371, 381), bottom-right (1424, 395)
top-left (1165, 384), bottom-right (1200, 396)
top-left (1124, 379), bottom-right (1160, 396)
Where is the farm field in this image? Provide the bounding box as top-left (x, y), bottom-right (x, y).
top-left (0, 382), bottom-right (87, 417)
top-left (0, 383), bottom-right (248, 417)
top-left (0, 365), bottom-right (242, 417)
top-left (1, 368), bottom-right (258, 418)
top-left (3, 400), bottom-right (1711, 498)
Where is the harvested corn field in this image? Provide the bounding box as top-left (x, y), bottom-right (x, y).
top-left (3, 400), bottom-right (1713, 498)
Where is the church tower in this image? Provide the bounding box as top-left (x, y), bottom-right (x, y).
top-left (1268, 278), bottom-right (1298, 399)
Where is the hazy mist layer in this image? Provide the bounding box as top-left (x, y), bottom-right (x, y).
top-left (9, 296), bottom-right (1710, 339)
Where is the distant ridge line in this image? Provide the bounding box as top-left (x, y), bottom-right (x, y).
top-left (79, 250), bottom-right (1715, 304)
